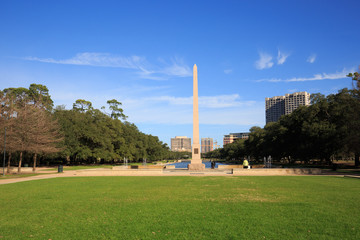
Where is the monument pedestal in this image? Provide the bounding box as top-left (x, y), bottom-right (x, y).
top-left (188, 163), bottom-right (205, 171)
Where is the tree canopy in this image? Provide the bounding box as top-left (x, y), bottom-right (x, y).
top-left (1, 84), bottom-right (178, 170)
top-left (205, 82), bottom-right (360, 166)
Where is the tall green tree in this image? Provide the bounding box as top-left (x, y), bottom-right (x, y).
top-left (1, 85), bottom-right (62, 172)
top-left (107, 99), bottom-right (127, 120)
top-left (346, 71), bottom-right (360, 166)
top-left (73, 99), bottom-right (93, 113)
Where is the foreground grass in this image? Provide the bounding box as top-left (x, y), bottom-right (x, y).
top-left (0, 176), bottom-right (359, 239)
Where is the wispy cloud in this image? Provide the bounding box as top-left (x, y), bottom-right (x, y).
top-left (144, 94), bottom-right (255, 108)
top-left (24, 52), bottom-right (145, 68)
top-left (160, 58), bottom-right (191, 77)
top-left (255, 52), bottom-right (274, 70)
top-left (224, 69), bottom-right (233, 74)
top-left (307, 54), bottom-right (316, 63)
top-left (23, 52), bottom-right (191, 80)
top-left (49, 84), bottom-right (263, 126)
top-left (287, 89), bottom-right (298, 93)
top-left (256, 68), bottom-right (354, 82)
top-left (124, 95), bottom-right (262, 125)
top-left (277, 49), bottom-right (290, 65)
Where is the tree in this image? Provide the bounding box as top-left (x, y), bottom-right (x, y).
top-left (1, 85), bottom-right (62, 173)
top-left (28, 84), bottom-right (53, 110)
top-left (347, 71), bottom-right (360, 91)
top-left (245, 126), bottom-right (266, 160)
top-left (346, 71), bottom-right (360, 166)
top-left (263, 122), bottom-right (287, 160)
top-left (73, 99), bottom-right (93, 113)
top-left (0, 90), bottom-right (18, 173)
top-left (107, 99), bottom-right (127, 120)
top-left (28, 107), bottom-right (63, 171)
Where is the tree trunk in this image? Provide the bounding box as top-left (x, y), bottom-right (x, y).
top-left (18, 152), bottom-right (22, 173)
top-left (32, 153), bottom-right (37, 172)
top-left (7, 152), bottom-right (11, 173)
top-left (355, 153), bottom-right (360, 167)
top-left (326, 156), bottom-right (332, 166)
top-left (66, 155), bottom-right (70, 165)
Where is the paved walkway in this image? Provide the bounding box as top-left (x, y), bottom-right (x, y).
top-left (0, 168), bottom-right (231, 185)
top-left (1, 168), bottom-right (358, 185)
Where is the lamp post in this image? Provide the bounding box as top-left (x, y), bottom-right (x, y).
top-left (3, 126), bottom-right (6, 176)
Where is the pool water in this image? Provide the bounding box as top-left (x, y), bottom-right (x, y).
top-left (167, 161), bottom-right (227, 169)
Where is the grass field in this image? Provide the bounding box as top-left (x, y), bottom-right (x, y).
top-left (0, 176), bottom-right (359, 239)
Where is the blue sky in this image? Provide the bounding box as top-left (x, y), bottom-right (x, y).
top-left (1, 0), bottom-right (359, 147)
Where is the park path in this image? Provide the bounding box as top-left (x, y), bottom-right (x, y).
top-left (1, 168), bottom-right (357, 185)
top-left (0, 171), bottom-right (74, 185)
top-left (0, 168), bottom-right (233, 185)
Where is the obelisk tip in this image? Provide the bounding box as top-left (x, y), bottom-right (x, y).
top-left (193, 64), bottom-right (197, 68)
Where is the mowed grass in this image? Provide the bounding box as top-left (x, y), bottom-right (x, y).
top-left (0, 176), bottom-right (359, 239)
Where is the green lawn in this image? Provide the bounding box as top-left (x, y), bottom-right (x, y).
top-left (0, 176), bottom-right (359, 239)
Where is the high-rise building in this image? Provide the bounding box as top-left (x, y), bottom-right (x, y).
top-left (201, 138), bottom-right (213, 153)
top-left (265, 96), bottom-right (285, 123)
top-left (223, 132), bottom-right (249, 146)
top-left (266, 91), bottom-right (310, 124)
top-left (171, 136), bottom-right (192, 152)
top-left (284, 92), bottom-right (311, 115)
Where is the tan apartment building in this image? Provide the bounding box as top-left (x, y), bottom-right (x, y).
top-left (265, 95), bottom-right (285, 123)
top-left (266, 91), bottom-right (311, 124)
top-left (201, 138), bottom-right (213, 153)
top-left (223, 132), bottom-right (249, 146)
top-left (284, 92), bottom-right (311, 115)
top-left (171, 136), bottom-right (192, 152)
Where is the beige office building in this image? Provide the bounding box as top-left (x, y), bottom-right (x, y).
top-left (171, 136), bottom-right (192, 152)
top-left (223, 132), bottom-right (249, 146)
top-left (266, 91), bottom-right (310, 124)
top-left (201, 138), bottom-right (213, 153)
top-left (285, 92), bottom-right (311, 115)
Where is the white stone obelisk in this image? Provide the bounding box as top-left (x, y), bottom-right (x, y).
top-left (188, 64), bottom-right (205, 170)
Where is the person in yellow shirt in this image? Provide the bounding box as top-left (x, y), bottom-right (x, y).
top-left (243, 159), bottom-right (249, 169)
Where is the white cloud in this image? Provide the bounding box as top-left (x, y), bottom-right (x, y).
top-left (307, 54), bottom-right (316, 63)
top-left (287, 89), bottom-right (298, 93)
top-left (143, 94), bottom-right (256, 108)
top-left (277, 49), bottom-right (290, 65)
top-left (255, 52), bottom-right (274, 70)
top-left (161, 58), bottom-right (192, 77)
top-left (224, 69), bottom-right (232, 74)
top-left (199, 95), bottom-right (255, 108)
top-left (256, 68), bottom-right (354, 82)
top-left (23, 52), bottom-right (191, 80)
top-left (49, 84), bottom-right (263, 126)
top-left (124, 95), bottom-right (263, 125)
top-left (24, 52), bottom-right (145, 68)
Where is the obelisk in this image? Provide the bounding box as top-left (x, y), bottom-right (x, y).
top-left (188, 64), bottom-right (205, 170)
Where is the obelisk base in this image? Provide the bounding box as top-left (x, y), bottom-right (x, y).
top-left (188, 163), bottom-right (206, 171)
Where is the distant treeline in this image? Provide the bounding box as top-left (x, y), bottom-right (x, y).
top-left (0, 84), bottom-right (186, 172)
top-left (204, 73), bottom-right (360, 166)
